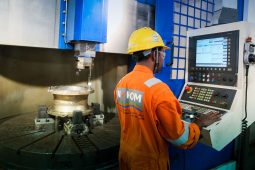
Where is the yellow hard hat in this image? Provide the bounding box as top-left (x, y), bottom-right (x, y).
top-left (128, 27), bottom-right (169, 54)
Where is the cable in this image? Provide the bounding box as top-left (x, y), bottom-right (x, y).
top-left (238, 65), bottom-right (250, 170)
top-left (241, 65), bottom-right (249, 134)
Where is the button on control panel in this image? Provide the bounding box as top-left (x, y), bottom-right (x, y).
top-left (188, 72), bottom-right (237, 86)
top-left (180, 85), bottom-right (236, 110)
top-left (180, 102), bottom-right (226, 124)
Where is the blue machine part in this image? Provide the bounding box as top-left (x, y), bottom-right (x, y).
top-left (169, 143), bottom-right (234, 170)
top-left (154, 0), bottom-right (175, 94)
top-left (59, 0), bottom-right (73, 49)
top-left (137, 0), bottom-right (156, 6)
top-left (237, 0), bottom-right (244, 21)
top-left (59, 0), bottom-right (108, 49)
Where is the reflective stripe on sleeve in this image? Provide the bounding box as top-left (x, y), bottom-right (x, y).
top-left (144, 78), bottom-right (162, 87)
top-left (167, 121), bottom-right (190, 146)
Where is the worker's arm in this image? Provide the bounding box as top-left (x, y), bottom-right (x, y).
top-left (153, 84), bottom-right (200, 149)
top-left (154, 84), bottom-right (221, 149)
top-left (156, 101), bottom-right (200, 148)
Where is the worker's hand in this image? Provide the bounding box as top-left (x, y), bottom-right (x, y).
top-left (194, 112), bottom-right (221, 129)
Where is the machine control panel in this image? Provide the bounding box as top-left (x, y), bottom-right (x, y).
top-left (181, 102), bottom-right (226, 123)
top-left (180, 84), bottom-right (236, 110)
top-left (188, 30), bottom-right (239, 86)
top-left (188, 72), bottom-right (237, 86)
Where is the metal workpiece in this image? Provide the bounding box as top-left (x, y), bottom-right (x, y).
top-left (0, 112), bottom-right (120, 170)
top-left (48, 85), bottom-right (94, 95)
top-left (48, 86), bottom-right (94, 117)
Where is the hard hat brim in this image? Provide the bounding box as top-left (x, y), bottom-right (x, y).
top-left (162, 45), bottom-right (170, 50)
top-left (128, 45), bottom-right (170, 54)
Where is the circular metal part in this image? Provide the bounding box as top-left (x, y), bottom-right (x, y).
top-left (49, 86), bottom-right (94, 95)
top-left (48, 86), bottom-right (94, 117)
top-left (0, 113), bottom-right (120, 170)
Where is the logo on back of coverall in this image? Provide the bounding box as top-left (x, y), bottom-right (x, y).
top-left (116, 88), bottom-right (144, 113)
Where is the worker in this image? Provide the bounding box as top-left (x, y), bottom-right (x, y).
top-left (114, 27), bottom-right (221, 170)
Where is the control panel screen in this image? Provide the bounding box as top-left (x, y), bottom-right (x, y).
top-left (196, 37), bottom-right (228, 67)
top-left (188, 30), bottom-right (239, 86)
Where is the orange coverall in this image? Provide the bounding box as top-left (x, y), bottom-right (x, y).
top-left (114, 65), bottom-right (200, 170)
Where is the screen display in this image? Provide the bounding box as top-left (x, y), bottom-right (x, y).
top-left (196, 37), bottom-right (228, 67)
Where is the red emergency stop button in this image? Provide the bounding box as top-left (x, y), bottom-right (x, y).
top-left (185, 85), bottom-right (193, 93)
top-left (246, 37), bottom-right (252, 42)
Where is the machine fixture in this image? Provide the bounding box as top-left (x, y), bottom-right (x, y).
top-left (47, 85), bottom-right (104, 136)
